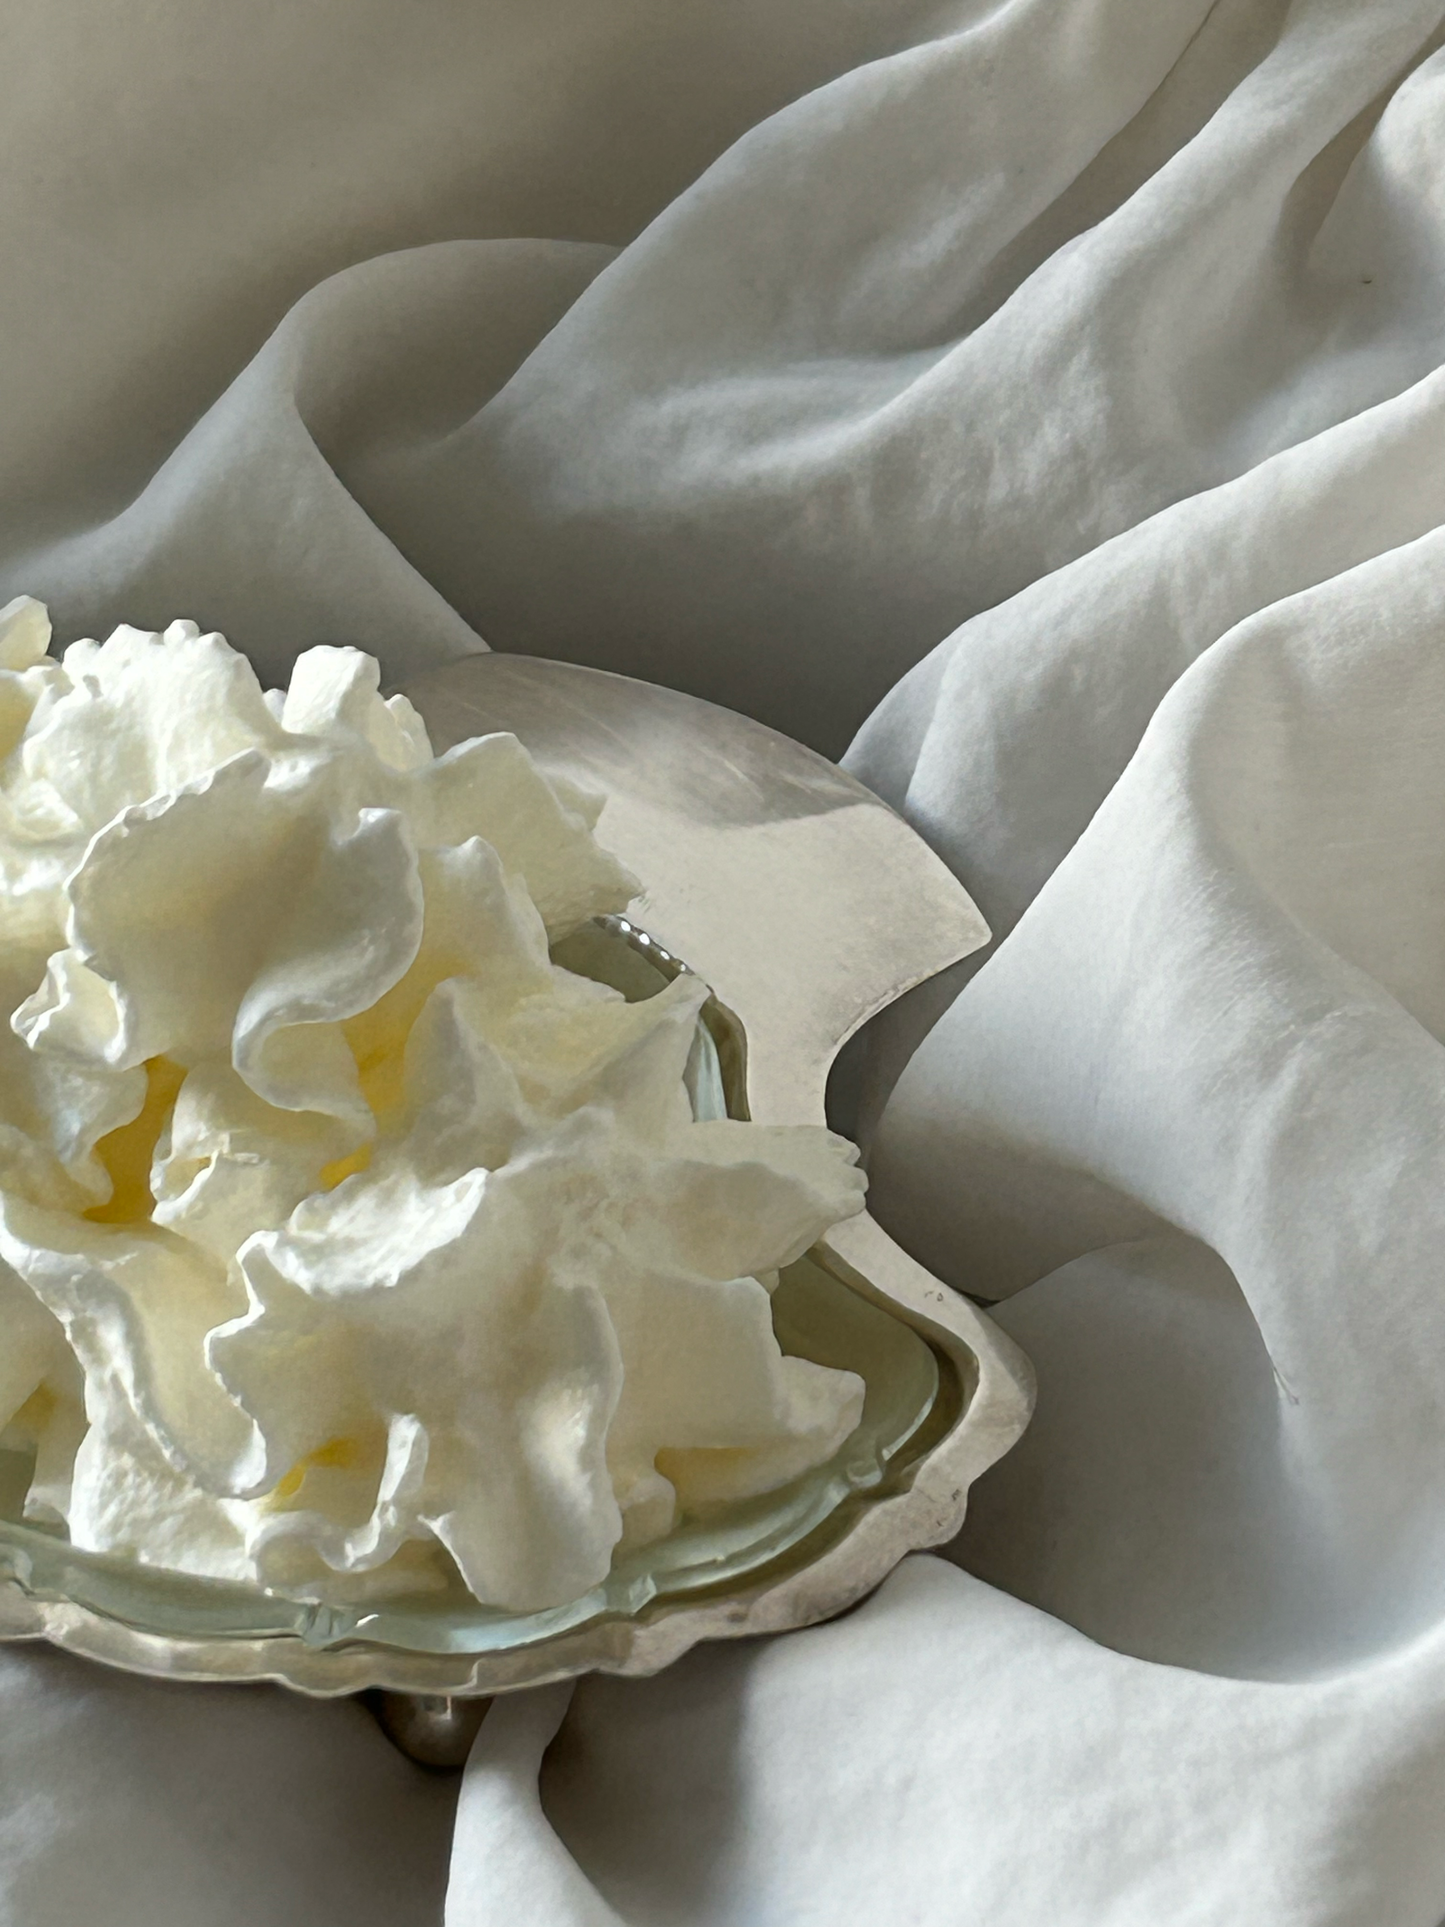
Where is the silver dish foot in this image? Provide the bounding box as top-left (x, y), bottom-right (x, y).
top-left (368, 1689), bottom-right (493, 1768)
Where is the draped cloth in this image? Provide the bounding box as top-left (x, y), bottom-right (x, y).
top-left (4, 1), bottom-right (1445, 1919)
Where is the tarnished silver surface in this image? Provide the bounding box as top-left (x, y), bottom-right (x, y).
top-left (368, 1692), bottom-right (493, 1769)
top-left (0, 655), bottom-right (1033, 1704)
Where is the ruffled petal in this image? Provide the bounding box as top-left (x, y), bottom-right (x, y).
top-left (31, 622), bottom-right (281, 833)
top-left (409, 732), bottom-right (638, 934)
top-left (152, 1060), bottom-right (350, 1264)
top-left (0, 596), bottom-right (51, 673)
top-left (0, 1194), bottom-right (258, 1490)
top-left (281, 643), bottom-right (434, 773)
top-left (233, 803), bottom-right (423, 1126)
top-left (0, 617), bottom-right (867, 1613)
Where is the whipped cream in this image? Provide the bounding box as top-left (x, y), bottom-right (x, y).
top-left (0, 599), bottom-right (866, 1611)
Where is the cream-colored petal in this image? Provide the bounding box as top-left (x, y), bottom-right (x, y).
top-left (282, 644), bottom-right (434, 773)
top-left (0, 1255), bottom-right (72, 1423)
top-left (233, 805), bottom-right (422, 1127)
top-left (152, 1060), bottom-right (350, 1263)
top-left (393, 979), bottom-right (529, 1182)
top-left (213, 1145), bottom-right (625, 1610)
top-left (381, 692), bottom-right (434, 771)
top-left (408, 732), bottom-right (638, 934)
top-left (246, 1410), bottom-right (433, 1582)
top-left (0, 947), bottom-right (144, 1200)
top-left (0, 1125), bottom-right (78, 1214)
top-left (601, 1260), bottom-right (863, 1518)
top-left (656, 1360), bottom-right (866, 1511)
top-left (336, 837), bottom-right (551, 1139)
top-left (601, 1265), bottom-right (847, 1452)
top-left (612, 1463), bottom-right (678, 1553)
top-left (615, 1118), bottom-right (866, 1281)
top-left (0, 1256), bottom-right (88, 1526)
top-left (0, 807), bottom-right (77, 954)
top-left (34, 623), bottom-right (281, 833)
top-left (20, 1371), bottom-right (88, 1527)
top-left (67, 1395), bottom-right (254, 1583)
top-left (72, 618), bottom-right (273, 737)
top-left (12, 946), bottom-right (129, 1066)
top-left (0, 596), bottom-right (51, 672)
top-left (545, 770), bottom-right (606, 833)
top-left (0, 1194), bottom-right (257, 1490)
top-left (494, 969), bottom-right (705, 1129)
top-left (208, 1164), bottom-right (508, 1499)
top-left (25, 752), bottom-right (309, 1069)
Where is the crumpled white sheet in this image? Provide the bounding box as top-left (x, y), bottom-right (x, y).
top-left (4, 0), bottom-right (1445, 1921)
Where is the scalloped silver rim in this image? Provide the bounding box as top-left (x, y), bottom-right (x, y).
top-left (0, 1211), bottom-right (1031, 1697)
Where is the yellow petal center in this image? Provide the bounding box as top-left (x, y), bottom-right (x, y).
top-left (272, 1433), bottom-right (360, 1502)
top-left (83, 1055), bottom-right (188, 1226)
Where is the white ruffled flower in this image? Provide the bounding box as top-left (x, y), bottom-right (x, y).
top-left (0, 598), bottom-right (865, 1612)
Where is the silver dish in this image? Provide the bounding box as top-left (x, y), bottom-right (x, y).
top-left (0, 657), bottom-right (1033, 1743)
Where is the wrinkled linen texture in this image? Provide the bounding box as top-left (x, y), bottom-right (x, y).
top-left (3, 0), bottom-right (1445, 1921)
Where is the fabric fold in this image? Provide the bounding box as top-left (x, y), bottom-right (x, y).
top-left (5, 0), bottom-right (1445, 1921)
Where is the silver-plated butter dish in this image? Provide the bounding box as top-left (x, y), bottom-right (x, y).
top-left (0, 656), bottom-right (1032, 1740)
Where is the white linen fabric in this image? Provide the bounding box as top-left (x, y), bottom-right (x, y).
top-left (3, 0), bottom-right (1445, 1920)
